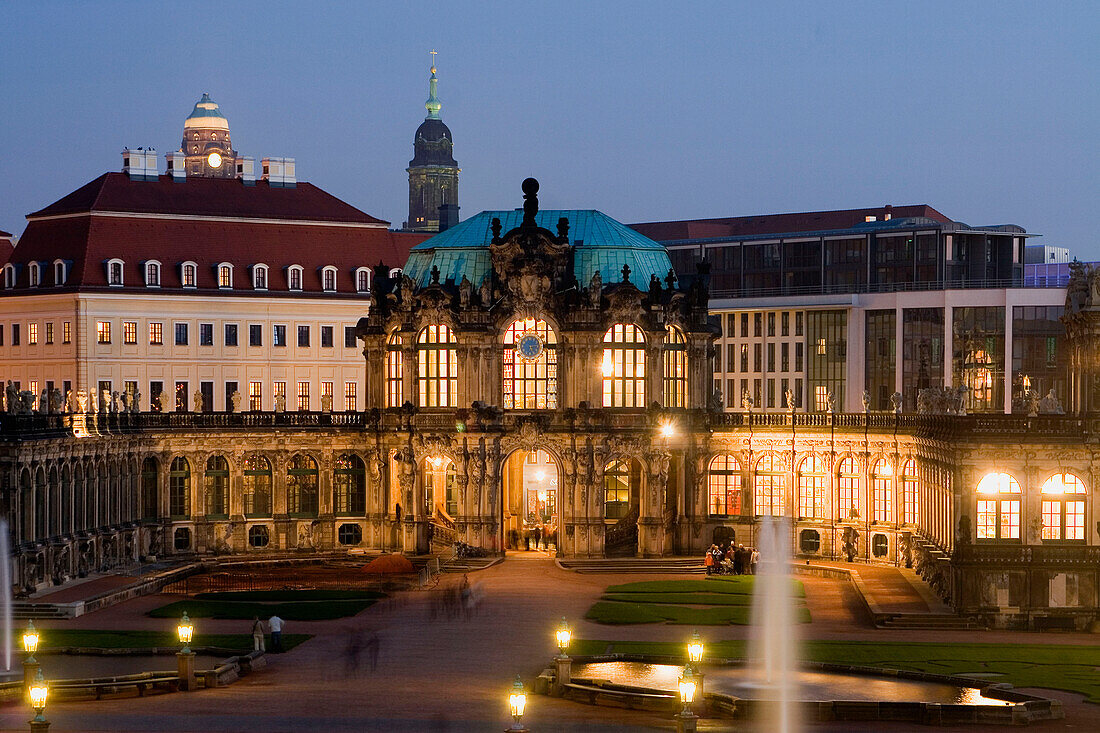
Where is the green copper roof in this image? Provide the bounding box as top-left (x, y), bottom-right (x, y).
top-left (186, 93), bottom-right (227, 120)
top-left (404, 209), bottom-right (673, 289)
top-left (425, 66), bottom-right (441, 120)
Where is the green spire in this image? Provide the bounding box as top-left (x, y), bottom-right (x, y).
top-left (425, 53), bottom-right (441, 119)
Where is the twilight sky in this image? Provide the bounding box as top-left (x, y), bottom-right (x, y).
top-left (2, 1), bottom-right (1097, 257)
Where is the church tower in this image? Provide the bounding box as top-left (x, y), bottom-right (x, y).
top-left (405, 57), bottom-right (459, 231)
top-left (182, 93), bottom-right (237, 178)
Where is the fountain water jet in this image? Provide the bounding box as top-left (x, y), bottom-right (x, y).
top-left (747, 516), bottom-right (800, 733)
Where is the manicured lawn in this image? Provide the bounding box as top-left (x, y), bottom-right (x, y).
top-left (589, 578), bottom-right (810, 626)
top-left (17, 629), bottom-right (311, 653)
top-left (149, 597), bottom-right (377, 621)
top-left (572, 639), bottom-right (1100, 704)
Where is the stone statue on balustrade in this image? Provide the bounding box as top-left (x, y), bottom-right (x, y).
top-left (891, 391), bottom-right (902, 414)
top-left (1038, 389), bottom-right (1064, 415)
top-left (862, 389), bottom-right (871, 413)
top-left (274, 393), bottom-right (286, 413)
top-left (230, 390), bottom-right (242, 413)
top-left (321, 393), bottom-right (333, 413)
top-left (157, 391), bottom-right (170, 413)
top-left (193, 390), bottom-right (204, 413)
top-left (132, 388), bottom-right (141, 413)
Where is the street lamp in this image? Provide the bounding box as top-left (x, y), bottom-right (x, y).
top-left (22, 621), bottom-right (41, 696)
top-left (177, 611), bottom-right (194, 654)
top-left (676, 666), bottom-right (698, 733)
top-left (176, 611), bottom-right (196, 691)
top-left (555, 617), bottom-right (571, 656)
top-left (686, 629), bottom-right (703, 665)
top-left (552, 616), bottom-right (573, 695)
top-left (28, 668), bottom-right (49, 732)
top-left (506, 675), bottom-right (529, 732)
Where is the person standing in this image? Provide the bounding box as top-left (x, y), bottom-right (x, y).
top-left (268, 614), bottom-right (285, 653)
top-left (750, 547), bottom-right (759, 575)
top-left (251, 616), bottom-right (265, 652)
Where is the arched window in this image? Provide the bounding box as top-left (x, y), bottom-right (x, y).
top-left (604, 459), bottom-right (639, 519)
top-left (837, 457), bottom-right (861, 520)
top-left (204, 455), bottom-right (229, 517)
top-left (976, 472), bottom-right (1021, 540)
top-left (145, 261), bottom-right (160, 287)
top-left (708, 454), bottom-right (742, 516)
top-left (53, 260), bottom-right (67, 286)
top-left (386, 332), bottom-right (404, 407)
top-left (181, 262), bottom-right (197, 288)
top-left (1041, 473), bottom-right (1086, 541)
top-left (2, 264), bottom-right (15, 289)
top-left (503, 318), bottom-right (558, 409)
top-left (243, 455), bottom-right (272, 516)
top-left (423, 457), bottom-right (457, 517)
top-left (29, 262), bottom-right (40, 288)
top-left (107, 259), bottom-right (125, 286)
top-left (355, 268), bottom-right (371, 293)
top-left (322, 266), bottom-right (337, 292)
top-left (602, 324), bottom-right (646, 408)
top-left (871, 460), bottom-right (893, 523)
top-left (141, 457), bottom-right (158, 519)
top-left (417, 324), bottom-right (457, 407)
top-left (218, 263), bottom-right (233, 289)
top-left (252, 264), bottom-right (268, 290)
top-left (73, 465), bottom-right (84, 532)
top-left (169, 457), bottom-right (191, 518)
top-left (334, 454), bottom-right (366, 515)
top-left (34, 468), bottom-right (47, 540)
top-left (60, 466), bottom-right (72, 534)
top-left (798, 455), bottom-right (825, 519)
top-left (901, 459), bottom-right (918, 525)
top-left (754, 453), bottom-right (784, 516)
top-left (288, 265), bottom-right (303, 291)
top-left (287, 454), bottom-right (319, 517)
top-left (662, 326), bottom-right (688, 408)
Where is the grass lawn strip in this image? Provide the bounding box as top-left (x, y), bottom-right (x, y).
top-left (194, 589), bottom-right (383, 602)
top-left (572, 639), bottom-right (1100, 704)
top-left (602, 591), bottom-right (755, 606)
top-left (18, 629), bottom-right (311, 653)
top-left (586, 600), bottom-right (811, 626)
top-left (604, 578), bottom-right (805, 596)
top-left (150, 598), bottom-right (376, 621)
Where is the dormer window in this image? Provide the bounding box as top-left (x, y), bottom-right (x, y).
top-left (53, 260), bottom-right (67, 286)
top-left (218, 262), bottom-right (233, 289)
top-left (181, 261), bottom-right (197, 288)
top-left (355, 267), bottom-right (372, 293)
top-left (107, 258), bottom-right (125, 287)
top-left (322, 266), bottom-right (337, 292)
top-left (253, 264), bottom-right (268, 290)
top-left (288, 265), bottom-right (303, 291)
top-left (28, 262), bottom-right (40, 287)
top-left (2, 264), bottom-right (14, 289)
top-left (145, 260), bottom-right (161, 287)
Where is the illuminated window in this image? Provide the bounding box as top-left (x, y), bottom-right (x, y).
top-left (321, 380), bottom-right (333, 406)
top-left (334, 454), bottom-right (366, 515)
top-left (148, 322), bottom-right (162, 345)
top-left (218, 263), bottom-right (233, 288)
top-left (707, 454), bottom-right (742, 516)
top-left (417, 324), bottom-right (457, 407)
top-left (838, 457), bottom-right (860, 520)
top-left (602, 323), bottom-right (646, 407)
top-left (273, 381), bottom-right (286, 408)
top-left (503, 318), bottom-right (558, 409)
top-left (204, 455), bottom-right (229, 517)
top-left (27, 323), bottom-right (38, 345)
top-left (754, 453), bottom-right (784, 516)
top-left (96, 321), bottom-right (111, 344)
top-left (422, 457), bottom-right (458, 517)
top-left (871, 460), bottom-right (893, 523)
top-left (1041, 473), bottom-right (1086, 541)
top-left (901, 460), bottom-right (918, 525)
top-left (663, 326), bottom-right (688, 408)
top-left (122, 321), bottom-right (137, 344)
top-left (386, 332), bottom-right (404, 407)
top-left (169, 457), bottom-right (191, 517)
top-left (182, 263), bottom-right (197, 288)
top-left (798, 455), bottom-right (825, 519)
top-left (248, 381), bottom-right (262, 411)
top-left (814, 385), bottom-right (829, 411)
top-left (344, 380), bottom-right (357, 411)
top-left (604, 459), bottom-right (638, 519)
top-left (63, 321), bottom-right (71, 343)
top-left (976, 472), bottom-right (1021, 540)
top-left (297, 381), bottom-right (310, 411)
top-left (287, 454), bottom-right (319, 516)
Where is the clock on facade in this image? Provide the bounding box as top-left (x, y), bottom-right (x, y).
top-left (516, 332), bottom-right (544, 361)
top-left (207, 152), bottom-right (223, 169)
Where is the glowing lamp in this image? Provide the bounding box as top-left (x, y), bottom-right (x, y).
top-left (535, 470), bottom-right (546, 481)
top-left (177, 611), bottom-right (194, 653)
top-left (508, 675), bottom-right (527, 729)
top-left (555, 616), bottom-right (572, 655)
top-left (660, 422), bottom-right (675, 438)
top-left (22, 620), bottom-right (40, 659)
top-left (678, 666), bottom-right (697, 713)
top-left (687, 628), bottom-right (704, 665)
top-left (429, 455), bottom-right (444, 468)
top-left (29, 668), bottom-right (48, 722)
top-left (207, 152), bottom-right (223, 168)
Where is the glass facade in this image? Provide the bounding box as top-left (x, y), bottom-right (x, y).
top-left (952, 307), bottom-right (1005, 413)
top-left (865, 310), bottom-right (896, 410)
top-left (1011, 305), bottom-right (1066, 412)
top-left (901, 308), bottom-right (944, 412)
top-left (806, 310), bottom-right (846, 412)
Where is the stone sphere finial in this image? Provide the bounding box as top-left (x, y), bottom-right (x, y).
top-left (522, 177), bottom-right (539, 195)
top-left (521, 177), bottom-right (539, 226)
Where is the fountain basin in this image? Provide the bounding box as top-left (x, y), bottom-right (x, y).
top-left (550, 655), bottom-right (1063, 726)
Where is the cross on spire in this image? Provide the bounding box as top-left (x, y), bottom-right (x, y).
top-left (430, 49), bottom-right (437, 70)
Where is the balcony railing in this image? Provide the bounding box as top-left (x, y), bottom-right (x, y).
top-left (955, 543), bottom-right (1100, 565)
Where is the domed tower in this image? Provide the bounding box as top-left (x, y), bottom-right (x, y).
top-left (182, 93), bottom-right (237, 178)
top-left (405, 59), bottom-right (460, 232)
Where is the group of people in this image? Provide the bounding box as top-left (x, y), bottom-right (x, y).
top-left (704, 543), bottom-right (758, 575)
top-left (251, 614), bottom-right (285, 653)
top-left (428, 574), bottom-right (483, 621)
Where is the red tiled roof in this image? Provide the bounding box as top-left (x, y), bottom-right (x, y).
top-left (5, 172), bottom-right (429, 292)
top-left (630, 204), bottom-right (952, 241)
top-left (29, 172), bottom-right (388, 225)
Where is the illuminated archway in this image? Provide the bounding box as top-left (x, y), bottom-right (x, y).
top-left (976, 472), bottom-right (1020, 540)
top-left (501, 449), bottom-right (560, 552)
top-left (1041, 473), bottom-right (1086, 541)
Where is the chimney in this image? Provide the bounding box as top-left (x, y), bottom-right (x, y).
top-left (261, 157), bottom-right (296, 188)
top-left (165, 150), bottom-right (186, 182)
top-left (237, 156), bottom-right (256, 185)
top-left (438, 204), bottom-right (460, 232)
top-left (122, 147), bottom-right (157, 181)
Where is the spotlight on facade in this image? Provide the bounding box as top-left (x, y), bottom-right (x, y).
top-left (687, 628), bottom-right (704, 665)
top-left (177, 611), bottom-right (194, 654)
top-left (555, 616), bottom-right (572, 655)
top-left (429, 455), bottom-right (444, 468)
top-left (660, 421), bottom-right (675, 438)
top-left (507, 675), bottom-right (528, 731)
top-left (28, 668), bottom-right (48, 725)
top-left (22, 620), bottom-right (40, 662)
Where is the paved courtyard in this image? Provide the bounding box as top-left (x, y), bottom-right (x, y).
top-left (1, 555), bottom-right (1097, 732)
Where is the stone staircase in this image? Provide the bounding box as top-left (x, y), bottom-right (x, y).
top-left (12, 602), bottom-right (73, 620)
top-left (876, 612), bottom-right (985, 630)
top-left (557, 557), bottom-right (704, 574)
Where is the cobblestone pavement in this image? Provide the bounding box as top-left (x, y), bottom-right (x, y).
top-left (1, 555), bottom-right (1096, 732)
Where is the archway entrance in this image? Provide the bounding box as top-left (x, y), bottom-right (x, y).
top-left (501, 449), bottom-right (559, 553)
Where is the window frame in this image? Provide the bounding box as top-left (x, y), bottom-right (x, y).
top-left (707, 454), bottom-right (742, 517)
top-left (602, 323), bottom-right (647, 408)
top-left (144, 260), bottom-right (161, 287)
top-left (181, 261), bottom-right (198, 289)
top-left (106, 258), bottom-right (125, 287)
